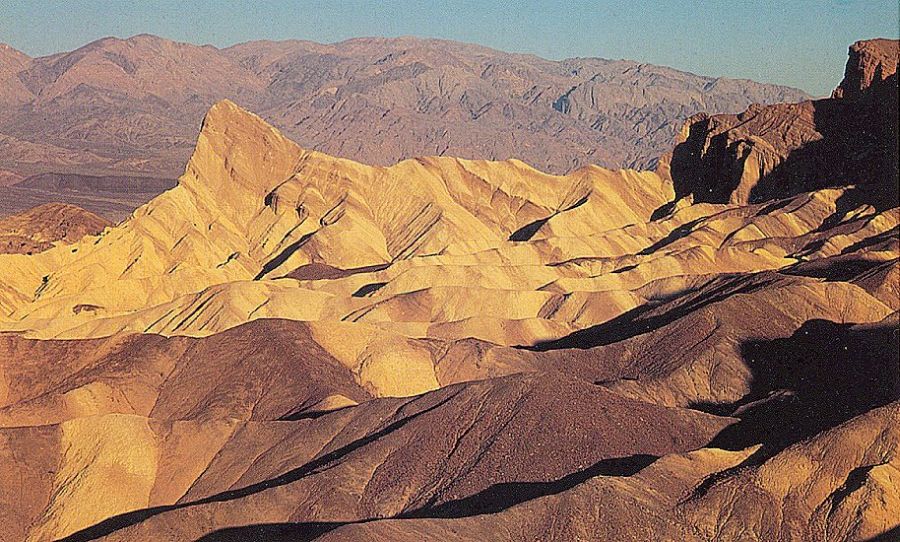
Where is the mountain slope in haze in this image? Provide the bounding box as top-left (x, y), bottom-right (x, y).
top-left (0, 43), bottom-right (31, 106)
top-left (0, 171), bottom-right (173, 223)
top-left (0, 35), bottom-right (808, 185)
top-left (223, 37), bottom-right (809, 172)
top-left (13, 172), bottom-right (175, 193)
top-left (0, 169), bottom-right (22, 186)
top-left (0, 39), bottom-right (895, 542)
top-left (0, 172), bottom-right (177, 221)
top-left (0, 184), bottom-right (159, 223)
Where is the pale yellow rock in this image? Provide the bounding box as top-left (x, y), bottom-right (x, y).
top-left (0, 101), bottom-right (895, 363)
top-left (27, 415), bottom-right (158, 542)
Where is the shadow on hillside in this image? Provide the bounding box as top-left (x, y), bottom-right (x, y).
top-left (508, 192), bottom-right (589, 242)
top-left (509, 216), bottom-right (550, 242)
top-left (752, 74), bottom-right (898, 210)
top-left (669, 73), bottom-right (898, 212)
top-left (277, 404), bottom-right (353, 421)
top-left (781, 256), bottom-right (890, 282)
top-left (253, 231), bottom-right (316, 280)
top-left (692, 318), bottom-right (899, 473)
top-left (403, 454), bottom-right (658, 519)
top-left (668, 118), bottom-right (743, 204)
top-left (57, 390), bottom-right (462, 542)
top-left (193, 522), bottom-right (346, 542)
top-left (636, 218), bottom-right (704, 255)
top-left (188, 453), bottom-right (659, 541)
top-left (839, 227), bottom-right (899, 255)
top-left (525, 273), bottom-right (780, 351)
top-left (865, 525), bottom-right (900, 542)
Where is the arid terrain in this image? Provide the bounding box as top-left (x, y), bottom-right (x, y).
top-left (0, 35), bottom-right (809, 219)
top-left (0, 37), bottom-right (897, 542)
top-left (0, 202), bottom-right (110, 255)
top-left (0, 173), bottom-right (174, 221)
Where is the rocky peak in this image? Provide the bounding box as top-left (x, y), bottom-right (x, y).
top-left (185, 99), bottom-right (303, 201)
top-left (661, 39), bottom-right (898, 209)
top-left (833, 38), bottom-right (899, 100)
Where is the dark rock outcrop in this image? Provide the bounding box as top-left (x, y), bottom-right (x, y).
top-left (661, 39), bottom-right (898, 209)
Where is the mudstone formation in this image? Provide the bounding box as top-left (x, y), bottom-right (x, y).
top-left (0, 39), bottom-right (897, 542)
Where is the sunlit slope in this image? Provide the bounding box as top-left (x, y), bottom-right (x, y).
top-left (0, 100), bottom-right (896, 345)
top-left (1, 372), bottom-right (731, 542)
top-left (0, 38), bottom-right (896, 542)
top-left (0, 100), bottom-right (673, 339)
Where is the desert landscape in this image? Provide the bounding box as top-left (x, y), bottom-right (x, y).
top-left (0, 7), bottom-right (897, 542)
top-left (0, 34), bottom-right (809, 219)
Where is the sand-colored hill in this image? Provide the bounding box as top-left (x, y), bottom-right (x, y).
top-left (0, 96), bottom-right (896, 344)
top-left (0, 39), bottom-right (896, 542)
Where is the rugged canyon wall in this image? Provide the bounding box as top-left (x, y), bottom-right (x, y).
top-left (660, 39), bottom-right (898, 209)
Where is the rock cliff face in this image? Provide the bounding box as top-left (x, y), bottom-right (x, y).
top-left (833, 38), bottom-right (899, 99)
top-left (0, 40), bottom-right (896, 542)
top-left (660, 39), bottom-right (898, 208)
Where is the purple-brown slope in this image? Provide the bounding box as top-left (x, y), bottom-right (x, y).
top-left (0, 35), bottom-right (807, 181)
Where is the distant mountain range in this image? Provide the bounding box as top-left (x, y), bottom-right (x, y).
top-left (0, 34), bottom-right (809, 187)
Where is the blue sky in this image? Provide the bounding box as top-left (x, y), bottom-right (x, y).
top-left (1, 0), bottom-right (897, 96)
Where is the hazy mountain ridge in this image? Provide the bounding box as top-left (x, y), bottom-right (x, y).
top-left (0, 34), bottom-right (809, 183)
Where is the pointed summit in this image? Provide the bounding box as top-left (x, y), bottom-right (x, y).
top-left (199, 99), bottom-right (272, 135)
top-left (183, 100), bottom-right (303, 205)
top-left (0, 43), bottom-right (33, 106)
